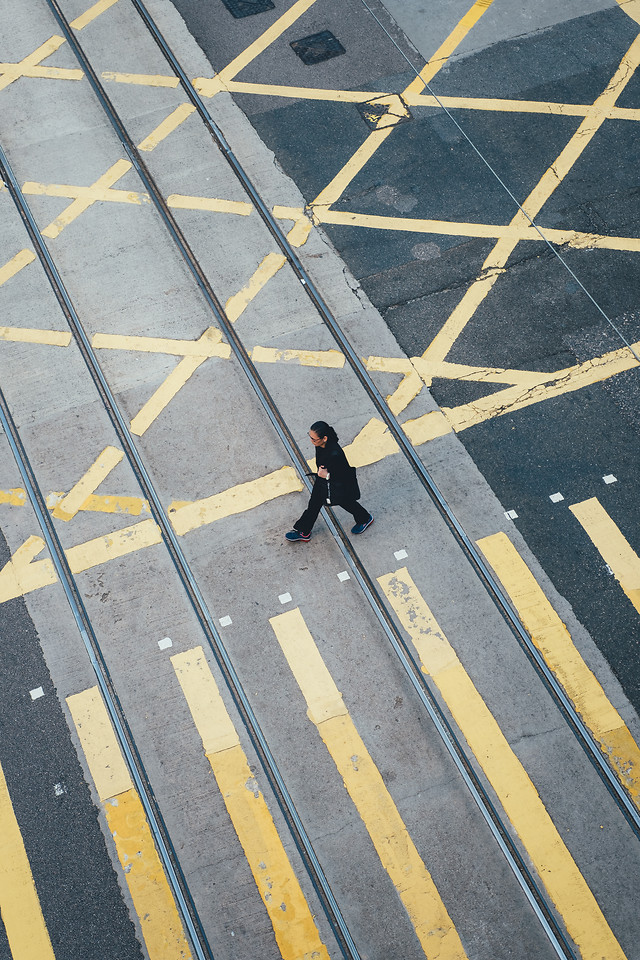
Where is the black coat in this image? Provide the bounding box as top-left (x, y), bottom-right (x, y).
top-left (315, 441), bottom-right (359, 504)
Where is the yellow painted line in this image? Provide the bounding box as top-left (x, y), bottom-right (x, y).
top-left (270, 608), bottom-right (468, 960)
top-left (403, 410), bottom-right (453, 445)
top-left (23, 180), bottom-right (149, 207)
top-left (405, 0), bottom-right (495, 95)
top-left (102, 70), bottom-right (179, 87)
top-left (93, 328), bottom-right (228, 357)
top-left (67, 687), bottom-right (192, 960)
top-left (342, 417), bottom-right (398, 467)
top-left (41, 159), bottom-right (133, 240)
top-left (167, 194), bottom-right (252, 216)
top-left (0, 488), bottom-right (26, 506)
top-left (0, 760), bottom-right (55, 960)
top-left (47, 490), bottom-right (149, 516)
top-left (70, 0), bottom-right (120, 30)
top-left (0, 35), bottom-right (67, 92)
top-left (225, 252), bottom-right (287, 322)
top-left (615, 0), bottom-right (640, 26)
top-left (570, 498), bottom-right (640, 616)
top-left (129, 329), bottom-right (230, 435)
top-left (0, 324), bottom-right (71, 346)
top-left (251, 345), bottom-right (345, 368)
top-left (169, 465), bottom-right (303, 535)
top-left (478, 531), bottom-right (640, 808)
top-left (423, 32), bottom-right (640, 367)
top-left (287, 215), bottom-right (312, 247)
top-left (310, 126), bottom-right (396, 213)
top-left (366, 356), bottom-right (425, 415)
top-left (317, 208), bottom-right (640, 254)
top-left (138, 103), bottom-right (196, 152)
top-left (52, 446), bottom-right (124, 521)
top-left (0, 249), bottom-right (37, 287)
top-left (409, 91), bottom-right (640, 123)
top-left (214, 0), bottom-right (318, 87)
top-left (379, 568), bottom-right (627, 960)
top-left (428, 341), bottom-right (640, 432)
top-left (172, 647), bottom-right (330, 960)
top-left (130, 357), bottom-right (206, 436)
top-left (226, 80), bottom-right (387, 103)
top-left (0, 62), bottom-right (82, 81)
top-left (0, 519), bottom-right (162, 603)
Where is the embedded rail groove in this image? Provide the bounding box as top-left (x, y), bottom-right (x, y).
top-left (3, 3), bottom-right (586, 955)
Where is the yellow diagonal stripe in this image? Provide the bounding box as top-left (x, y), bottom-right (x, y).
top-left (405, 0), bottom-right (495, 94)
top-left (169, 466), bottom-right (303, 535)
top-left (569, 498), bottom-right (640, 615)
top-left (478, 531), bottom-right (640, 807)
top-left (53, 445), bottom-right (124, 521)
top-left (379, 567), bottom-right (627, 960)
top-left (171, 647), bottom-right (330, 960)
top-left (0, 761), bottom-right (55, 959)
top-left (67, 687), bottom-right (192, 960)
top-left (270, 607), bottom-right (468, 960)
top-left (225, 252), bottom-right (287, 323)
top-left (0, 250), bottom-right (36, 287)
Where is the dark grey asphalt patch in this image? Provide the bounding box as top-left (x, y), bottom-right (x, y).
top-left (220, 0), bottom-right (274, 18)
top-left (290, 29), bottom-right (345, 65)
top-left (0, 528), bottom-right (143, 960)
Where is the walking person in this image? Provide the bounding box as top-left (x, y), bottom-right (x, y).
top-left (285, 421), bottom-right (373, 542)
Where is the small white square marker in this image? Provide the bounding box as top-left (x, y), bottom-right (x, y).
top-left (53, 782), bottom-right (67, 797)
top-left (30, 686), bottom-right (44, 701)
top-left (158, 637), bottom-right (173, 651)
top-left (394, 549), bottom-right (408, 561)
top-left (337, 571), bottom-right (350, 582)
top-left (279, 592), bottom-right (292, 605)
top-left (549, 492), bottom-right (564, 503)
top-left (603, 474), bottom-right (617, 484)
top-left (219, 616), bottom-right (232, 627)
top-left (505, 510), bottom-right (518, 520)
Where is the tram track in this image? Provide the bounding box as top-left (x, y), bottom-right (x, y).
top-left (120, 0), bottom-right (640, 834)
top-left (0, 2), bottom-right (637, 957)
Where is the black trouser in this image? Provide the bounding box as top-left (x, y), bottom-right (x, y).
top-left (294, 478), bottom-right (371, 535)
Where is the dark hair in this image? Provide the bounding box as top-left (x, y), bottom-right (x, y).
top-left (310, 420), bottom-right (339, 445)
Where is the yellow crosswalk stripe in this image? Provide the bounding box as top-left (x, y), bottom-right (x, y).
top-left (477, 531), bottom-right (640, 808)
top-left (171, 646), bottom-right (330, 960)
top-left (67, 687), bottom-right (192, 960)
top-left (270, 607), bottom-right (468, 960)
top-left (569, 497), bottom-right (640, 615)
top-left (379, 567), bottom-right (628, 960)
top-left (0, 759), bottom-right (55, 959)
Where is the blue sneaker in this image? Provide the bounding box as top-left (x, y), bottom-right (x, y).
top-left (351, 516), bottom-right (374, 534)
top-left (285, 530), bottom-right (310, 542)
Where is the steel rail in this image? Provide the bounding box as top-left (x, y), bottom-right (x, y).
top-left (20, 5), bottom-right (579, 955)
top-left (129, 0), bottom-right (640, 836)
top-left (0, 374), bottom-right (214, 960)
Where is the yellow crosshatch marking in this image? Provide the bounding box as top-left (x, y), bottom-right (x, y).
top-left (2, 0), bottom-right (639, 440)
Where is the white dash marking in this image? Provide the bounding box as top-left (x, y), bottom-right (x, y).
top-left (603, 474), bottom-right (617, 484)
top-left (219, 615), bottom-right (232, 627)
top-left (549, 492), bottom-right (564, 503)
top-left (279, 592), bottom-right (292, 605)
top-left (394, 549), bottom-right (408, 561)
top-left (337, 571), bottom-right (350, 582)
top-left (158, 637), bottom-right (173, 650)
top-left (30, 686), bottom-right (44, 700)
top-left (505, 509), bottom-right (518, 520)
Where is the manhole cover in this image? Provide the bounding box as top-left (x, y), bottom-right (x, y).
top-left (220, 0), bottom-right (275, 18)
top-left (290, 30), bottom-right (345, 66)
